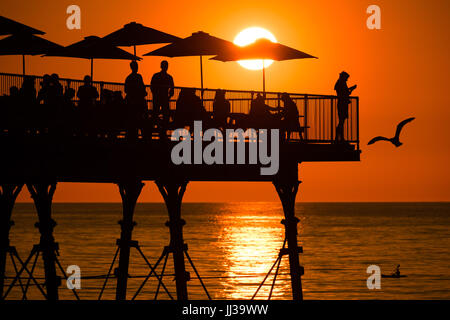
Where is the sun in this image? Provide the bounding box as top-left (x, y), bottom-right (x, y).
top-left (234, 27), bottom-right (277, 70)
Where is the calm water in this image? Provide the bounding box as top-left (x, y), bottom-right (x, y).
top-left (5, 202), bottom-right (450, 300)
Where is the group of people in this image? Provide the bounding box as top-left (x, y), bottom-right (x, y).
top-left (0, 59), bottom-right (356, 142)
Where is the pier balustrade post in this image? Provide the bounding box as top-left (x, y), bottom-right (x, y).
top-left (155, 180), bottom-right (189, 300)
top-left (0, 184), bottom-right (23, 299)
top-left (27, 182), bottom-right (59, 300)
top-left (115, 180), bottom-right (144, 300)
top-left (273, 163), bottom-right (304, 300)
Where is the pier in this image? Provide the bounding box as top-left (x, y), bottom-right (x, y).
top-left (0, 72), bottom-right (360, 300)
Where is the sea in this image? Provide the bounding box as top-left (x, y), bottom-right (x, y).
top-left (5, 202), bottom-right (450, 300)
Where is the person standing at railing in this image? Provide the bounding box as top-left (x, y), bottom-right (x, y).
top-left (125, 60), bottom-right (147, 140)
top-left (150, 60), bottom-right (174, 124)
top-left (334, 71), bottom-right (357, 143)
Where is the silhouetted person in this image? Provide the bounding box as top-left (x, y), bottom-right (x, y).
top-left (394, 265), bottom-right (400, 277)
top-left (50, 73), bottom-right (63, 100)
top-left (63, 80), bottom-right (75, 107)
top-left (77, 75), bottom-right (99, 135)
top-left (125, 61), bottom-right (147, 140)
top-left (20, 76), bottom-right (37, 105)
top-left (77, 75), bottom-right (98, 111)
top-left (334, 71), bottom-right (356, 142)
top-left (175, 88), bottom-right (206, 130)
top-left (280, 93), bottom-right (301, 140)
top-left (249, 93), bottom-right (279, 128)
top-left (151, 60), bottom-right (174, 122)
top-left (37, 74), bottom-right (51, 105)
top-left (212, 89), bottom-right (230, 129)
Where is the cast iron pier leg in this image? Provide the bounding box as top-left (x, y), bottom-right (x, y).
top-left (27, 182), bottom-right (59, 300)
top-left (115, 180), bottom-right (144, 300)
top-left (155, 180), bottom-right (189, 300)
top-left (0, 184), bottom-right (23, 298)
top-left (273, 167), bottom-right (304, 300)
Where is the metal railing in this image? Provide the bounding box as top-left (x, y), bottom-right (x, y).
top-left (0, 72), bottom-right (359, 146)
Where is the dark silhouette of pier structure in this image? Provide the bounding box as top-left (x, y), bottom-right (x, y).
top-left (0, 72), bottom-right (360, 300)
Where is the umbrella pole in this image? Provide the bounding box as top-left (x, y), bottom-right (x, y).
top-left (91, 58), bottom-right (93, 80)
top-left (200, 55), bottom-right (204, 104)
top-left (134, 45), bottom-right (136, 57)
top-left (22, 55), bottom-right (25, 76)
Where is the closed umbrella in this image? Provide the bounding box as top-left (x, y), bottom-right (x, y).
top-left (211, 38), bottom-right (317, 93)
top-left (45, 36), bottom-right (140, 79)
top-left (102, 21), bottom-right (180, 56)
top-left (0, 33), bottom-right (63, 75)
top-left (0, 15), bottom-right (45, 35)
top-left (144, 31), bottom-right (235, 98)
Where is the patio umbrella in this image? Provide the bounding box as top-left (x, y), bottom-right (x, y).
top-left (45, 36), bottom-right (140, 79)
top-left (0, 33), bottom-right (63, 75)
top-left (0, 15), bottom-right (45, 35)
top-left (211, 38), bottom-right (317, 93)
top-left (102, 21), bottom-right (180, 56)
top-left (144, 31), bottom-right (235, 98)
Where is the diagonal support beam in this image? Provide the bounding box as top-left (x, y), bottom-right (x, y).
top-left (273, 159), bottom-right (304, 301)
top-left (115, 180), bottom-right (144, 300)
top-left (27, 182), bottom-right (59, 300)
top-left (155, 179), bottom-right (189, 300)
top-left (0, 184), bottom-right (23, 299)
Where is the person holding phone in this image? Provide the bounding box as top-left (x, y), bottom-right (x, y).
top-left (334, 71), bottom-right (357, 142)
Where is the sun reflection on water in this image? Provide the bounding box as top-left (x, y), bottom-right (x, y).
top-left (216, 203), bottom-right (292, 299)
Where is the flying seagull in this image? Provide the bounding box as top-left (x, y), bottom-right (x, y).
top-left (368, 117), bottom-right (415, 147)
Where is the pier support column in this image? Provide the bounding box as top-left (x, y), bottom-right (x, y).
top-left (115, 180), bottom-right (144, 300)
top-left (0, 184), bottom-right (23, 298)
top-left (155, 180), bottom-right (189, 300)
top-left (273, 175), bottom-right (303, 300)
top-left (27, 183), bottom-right (59, 300)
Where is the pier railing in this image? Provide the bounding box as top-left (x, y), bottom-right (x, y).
top-left (0, 72), bottom-right (359, 146)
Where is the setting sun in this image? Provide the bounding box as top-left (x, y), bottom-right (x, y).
top-left (233, 27), bottom-right (277, 70)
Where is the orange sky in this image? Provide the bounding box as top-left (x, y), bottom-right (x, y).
top-left (1, 0), bottom-right (449, 202)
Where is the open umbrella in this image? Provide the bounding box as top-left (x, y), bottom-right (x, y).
top-left (45, 36), bottom-right (140, 79)
top-left (144, 31), bottom-right (235, 98)
top-left (0, 33), bottom-right (63, 75)
top-left (211, 38), bottom-right (317, 93)
top-left (102, 21), bottom-right (180, 56)
top-left (0, 15), bottom-right (45, 35)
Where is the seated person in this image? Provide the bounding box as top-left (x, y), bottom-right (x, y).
top-left (212, 89), bottom-right (230, 129)
top-left (280, 93), bottom-right (301, 140)
top-left (175, 88), bottom-right (207, 129)
top-left (248, 93), bottom-right (279, 128)
top-left (77, 75), bottom-right (99, 113)
top-left (76, 75), bottom-right (99, 133)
